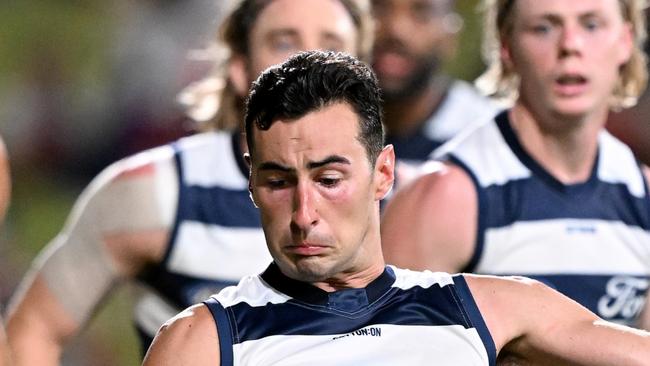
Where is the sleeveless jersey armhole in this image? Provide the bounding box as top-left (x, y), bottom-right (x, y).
top-left (204, 297), bottom-right (234, 366)
top-left (160, 143), bottom-right (185, 265)
top-left (639, 161), bottom-right (650, 223)
top-left (447, 155), bottom-right (487, 273)
top-left (452, 275), bottom-right (497, 366)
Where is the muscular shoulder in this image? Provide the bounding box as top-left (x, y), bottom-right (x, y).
top-left (388, 161), bottom-right (475, 212)
top-left (462, 274), bottom-right (552, 352)
top-left (381, 162), bottom-right (477, 272)
top-left (93, 144), bottom-right (176, 196)
top-left (81, 145), bottom-right (178, 228)
top-left (463, 274), bottom-right (600, 351)
top-left (55, 144), bottom-right (179, 275)
top-left (144, 303), bottom-right (220, 365)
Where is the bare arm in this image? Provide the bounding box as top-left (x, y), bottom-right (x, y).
top-left (467, 275), bottom-right (650, 365)
top-left (6, 147), bottom-right (177, 366)
top-left (381, 163), bottom-right (477, 272)
top-left (0, 138), bottom-right (12, 365)
top-left (142, 304), bottom-right (220, 366)
top-left (0, 317), bottom-right (12, 366)
top-left (0, 137), bottom-right (10, 222)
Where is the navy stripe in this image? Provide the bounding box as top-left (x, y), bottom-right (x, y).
top-left (640, 164), bottom-right (650, 222)
top-left (260, 263), bottom-right (395, 308)
top-left (508, 274), bottom-right (650, 324)
top-left (449, 155), bottom-right (488, 273)
top-left (161, 143), bottom-right (185, 265)
top-left (179, 184), bottom-right (261, 228)
top-left (205, 298), bottom-right (234, 366)
top-left (481, 178), bottom-right (650, 230)
top-left (386, 131), bottom-right (442, 162)
top-left (229, 283), bottom-right (472, 343)
top-left (496, 111), bottom-right (601, 193)
top-left (453, 275), bottom-right (497, 366)
top-left (141, 268), bottom-right (238, 309)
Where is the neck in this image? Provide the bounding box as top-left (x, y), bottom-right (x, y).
top-left (311, 262), bottom-right (386, 292)
top-left (509, 102), bottom-right (606, 184)
top-left (383, 76), bottom-right (451, 138)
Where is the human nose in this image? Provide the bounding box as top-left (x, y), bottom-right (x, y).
top-left (291, 182), bottom-right (319, 231)
top-left (559, 25), bottom-right (584, 57)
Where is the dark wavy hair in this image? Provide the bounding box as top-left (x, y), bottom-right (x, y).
top-left (245, 51), bottom-right (384, 165)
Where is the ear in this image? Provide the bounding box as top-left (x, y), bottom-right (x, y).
top-left (229, 54), bottom-right (250, 97)
top-left (617, 22), bottom-right (634, 66)
top-left (244, 152), bottom-right (252, 168)
top-left (374, 145), bottom-right (395, 201)
top-left (244, 153), bottom-right (258, 208)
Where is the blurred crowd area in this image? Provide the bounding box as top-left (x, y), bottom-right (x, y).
top-left (0, 0), bottom-right (226, 364)
top-left (0, 0), bottom-right (648, 365)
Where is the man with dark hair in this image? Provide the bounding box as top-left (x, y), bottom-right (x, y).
top-left (6, 1), bottom-right (372, 364)
top-left (144, 50), bottom-right (650, 366)
top-left (372, 0), bottom-right (500, 183)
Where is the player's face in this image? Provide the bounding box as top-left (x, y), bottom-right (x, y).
top-left (504, 0), bottom-right (633, 118)
top-left (371, 0), bottom-right (456, 100)
top-left (249, 103), bottom-right (390, 284)
top-left (246, 0), bottom-right (358, 81)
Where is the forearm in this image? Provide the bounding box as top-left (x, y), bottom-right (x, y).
top-left (0, 320), bottom-right (12, 366)
top-left (8, 318), bottom-right (65, 366)
top-left (7, 275), bottom-right (79, 366)
top-left (571, 320), bottom-right (650, 366)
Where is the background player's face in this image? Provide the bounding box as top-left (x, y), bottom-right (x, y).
top-left (503, 0), bottom-right (633, 118)
top-left (371, 0), bottom-right (456, 100)
top-left (249, 103), bottom-right (389, 283)
top-left (245, 0), bottom-right (358, 87)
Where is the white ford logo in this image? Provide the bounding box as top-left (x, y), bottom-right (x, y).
top-left (597, 276), bottom-right (649, 320)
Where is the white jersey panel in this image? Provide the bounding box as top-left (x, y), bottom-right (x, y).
top-left (233, 324), bottom-right (488, 366)
top-left (168, 221), bottom-right (270, 280)
top-left (177, 132), bottom-right (248, 189)
top-left (424, 80), bottom-right (500, 142)
top-left (391, 266), bottom-right (454, 289)
top-left (434, 119), bottom-right (531, 187)
top-left (480, 219), bottom-right (650, 274)
top-left (216, 275), bottom-right (292, 308)
top-left (597, 131), bottom-right (647, 198)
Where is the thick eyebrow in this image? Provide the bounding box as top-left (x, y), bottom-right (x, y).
top-left (307, 155), bottom-right (351, 170)
top-left (258, 161), bottom-right (293, 173)
top-left (257, 155), bottom-right (351, 173)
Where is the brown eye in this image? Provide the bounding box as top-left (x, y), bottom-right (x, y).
top-left (319, 177), bottom-right (340, 187)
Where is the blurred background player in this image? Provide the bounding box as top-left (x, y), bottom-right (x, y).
top-left (5, 0), bottom-right (372, 365)
top-left (382, 0), bottom-right (650, 330)
top-left (0, 1), bottom-right (225, 363)
top-left (371, 0), bottom-right (500, 183)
